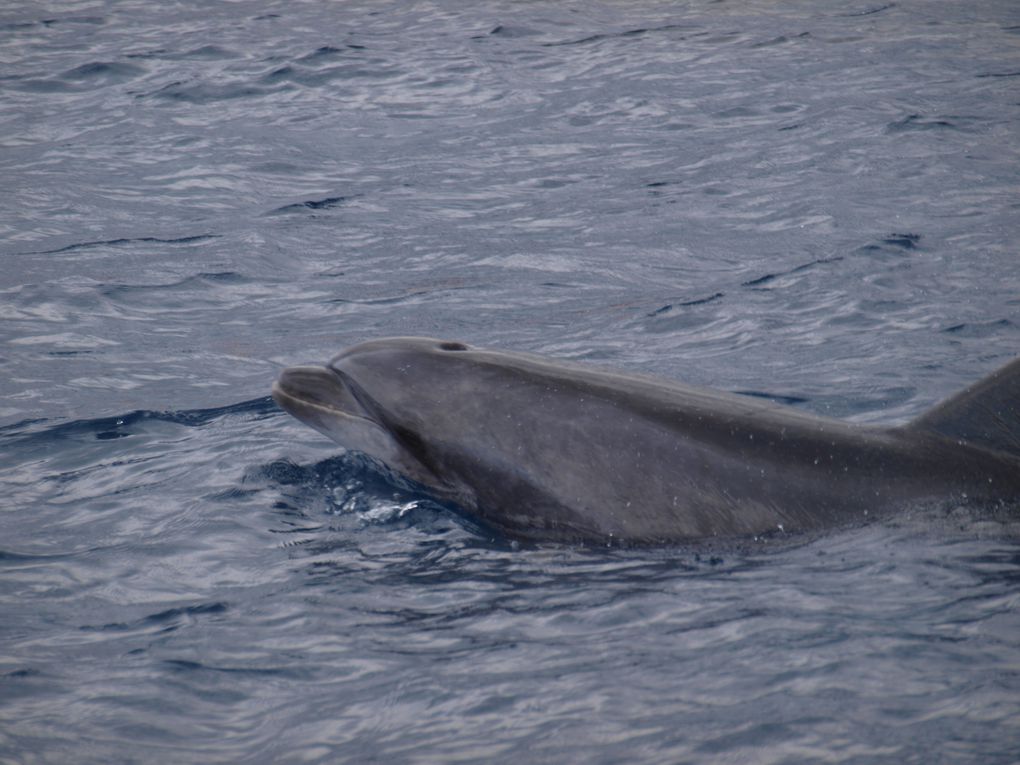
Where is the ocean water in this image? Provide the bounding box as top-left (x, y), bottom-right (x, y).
top-left (2, 0), bottom-right (1020, 762)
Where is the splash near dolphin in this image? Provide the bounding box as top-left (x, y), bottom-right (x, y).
top-left (272, 338), bottom-right (1020, 545)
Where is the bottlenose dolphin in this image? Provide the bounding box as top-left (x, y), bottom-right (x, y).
top-left (272, 337), bottom-right (1020, 545)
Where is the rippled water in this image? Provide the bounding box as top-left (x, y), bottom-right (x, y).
top-left (3, 1), bottom-right (1020, 762)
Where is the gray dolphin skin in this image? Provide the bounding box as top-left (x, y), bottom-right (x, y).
top-left (272, 337), bottom-right (1020, 545)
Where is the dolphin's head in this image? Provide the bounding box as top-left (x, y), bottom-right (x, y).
top-left (273, 336), bottom-right (662, 539)
top-left (271, 337), bottom-right (483, 499)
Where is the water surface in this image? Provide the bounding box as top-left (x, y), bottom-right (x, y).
top-left (2, 1), bottom-right (1020, 762)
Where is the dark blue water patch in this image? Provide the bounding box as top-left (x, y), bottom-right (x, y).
top-left (253, 453), bottom-right (502, 544)
top-left (187, 271), bottom-right (246, 284)
top-left (751, 32), bottom-right (811, 49)
top-left (2, 668), bottom-right (42, 679)
top-left (298, 46), bottom-right (346, 61)
top-left (82, 603), bottom-right (229, 635)
top-left (20, 234), bottom-right (218, 256)
top-left (0, 548), bottom-right (72, 564)
top-left (0, 397), bottom-right (277, 447)
top-left (206, 487), bottom-right (262, 503)
top-left (322, 281), bottom-right (478, 306)
top-left (642, 308), bottom-right (721, 334)
top-left (886, 114), bottom-right (973, 133)
top-left (279, 45), bottom-right (375, 69)
top-left (648, 292), bottom-right (725, 316)
top-left (39, 15), bottom-right (105, 27)
top-left (881, 233), bottom-right (921, 249)
top-left (741, 256), bottom-right (844, 289)
top-left (539, 281), bottom-right (579, 289)
top-left (261, 61), bottom-right (398, 87)
top-left (535, 178), bottom-right (579, 189)
top-left (261, 65), bottom-right (307, 84)
top-left (473, 24), bottom-right (543, 40)
top-left (2, 77), bottom-right (76, 94)
top-left (99, 271), bottom-right (251, 301)
top-left (734, 390), bottom-right (810, 407)
top-left (267, 196), bottom-right (350, 215)
top-left (543, 23), bottom-right (695, 48)
top-left (855, 232), bottom-right (921, 256)
top-left (0, 668), bottom-right (47, 705)
top-left (810, 386), bottom-right (917, 420)
top-left (256, 458), bottom-right (322, 487)
top-left (180, 45), bottom-right (241, 60)
top-left (253, 453), bottom-right (429, 506)
top-left (124, 46), bottom-right (241, 61)
top-left (159, 659), bottom-right (317, 683)
top-left (142, 79), bottom-right (291, 104)
top-left (714, 106), bottom-right (760, 120)
top-left (61, 61), bottom-right (147, 84)
top-left (272, 47), bottom-right (379, 78)
top-left (942, 319), bottom-right (1013, 338)
top-left (975, 70), bottom-right (1020, 78)
top-left (696, 720), bottom-right (820, 756)
top-left (0, 417), bottom-right (49, 437)
top-left (4, 61), bottom-right (145, 93)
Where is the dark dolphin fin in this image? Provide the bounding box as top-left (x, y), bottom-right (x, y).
top-left (908, 357), bottom-right (1020, 460)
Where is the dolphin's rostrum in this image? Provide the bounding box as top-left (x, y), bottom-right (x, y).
top-left (272, 337), bottom-right (1020, 545)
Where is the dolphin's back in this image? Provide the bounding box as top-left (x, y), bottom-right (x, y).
top-left (383, 349), bottom-right (1019, 544)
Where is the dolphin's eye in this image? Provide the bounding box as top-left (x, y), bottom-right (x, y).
top-left (438, 341), bottom-right (468, 352)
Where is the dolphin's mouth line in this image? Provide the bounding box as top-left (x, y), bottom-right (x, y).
top-left (271, 366), bottom-right (380, 428)
top-left (272, 363), bottom-right (449, 494)
top-left (270, 381), bottom-right (368, 420)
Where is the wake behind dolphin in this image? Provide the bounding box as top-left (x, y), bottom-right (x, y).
top-left (272, 338), bottom-right (1020, 545)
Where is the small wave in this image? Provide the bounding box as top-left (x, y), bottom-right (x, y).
top-left (647, 293), bottom-right (725, 317)
top-left (142, 79), bottom-right (288, 104)
top-left (266, 196), bottom-right (350, 215)
top-left (179, 45), bottom-right (240, 60)
top-left (857, 233), bottom-right (921, 253)
top-left (0, 398), bottom-right (277, 446)
top-left (734, 390), bottom-right (810, 406)
top-left (741, 256), bottom-right (843, 289)
top-left (886, 114), bottom-right (972, 133)
top-left (840, 3), bottom-right (895, 17)
top-left (40, 15), bottom-right (104, 26)
top-left (298, 46), bottom-right (346, 61)
top-left (472, 25), bottom-right (542, 40)
top-left (942, 319), bottom-right (1014, 339)
top-left (22, 234), bottom-right (218, 256)
top-left (61, 61), bottom-right (146, 83)
top-left (543, 23), bottom-right (693, 48)
top-left (99, 271), bottom-right (250, 300)
top-left (81, 602), bottom-right (228, 634)
top-left (162, 659), bottom-right (306, 678)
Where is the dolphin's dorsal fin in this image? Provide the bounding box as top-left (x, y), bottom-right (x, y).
top-left (908, 357), bottom-right (1020, 460)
